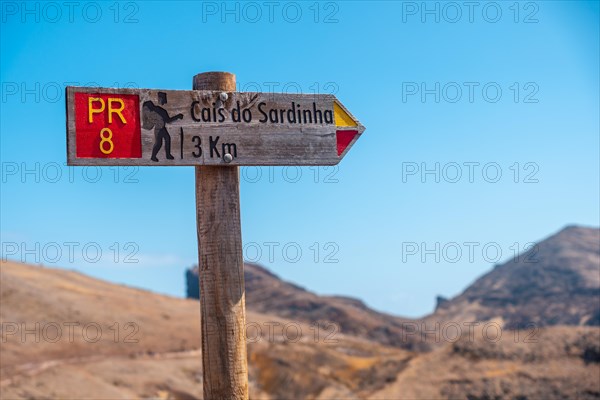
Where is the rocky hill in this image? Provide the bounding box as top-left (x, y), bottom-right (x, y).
top-left (187, 226), bottom-right (600, 350)
top-left (2, 225), bottom-right (599, 399)
top-left (0, 260), bottom-right (412, 399)
top-left (429, 226), bottom-right (600, 329)
top-left (188, 263), bottom-right (426, 350)
top-left (2, 259), bottom-right (599, 399)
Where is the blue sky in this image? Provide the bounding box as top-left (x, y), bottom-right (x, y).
top-left (1, 1), bottom-right (599, 318)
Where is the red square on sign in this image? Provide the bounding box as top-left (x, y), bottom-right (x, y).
top-left (74, 93), bottom-right (142, 158)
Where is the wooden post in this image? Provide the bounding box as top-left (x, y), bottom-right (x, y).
top-left (193, 72), bottom-right (248, 399)
top-left (66, 73), bottom-right (364, 398)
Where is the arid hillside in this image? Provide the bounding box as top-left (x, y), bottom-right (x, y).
top-left (0, 260), bottom-right (413, 399)
top-left (1, 225), bottom-right (599, 399)
top-left (187, 263), bottom-right (426, 350)
top-left (429, 226), bottom-right (600, 329)
top-left (187, 226), bottom-right (600, 349)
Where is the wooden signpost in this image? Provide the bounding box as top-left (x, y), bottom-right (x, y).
top-left (66, 84), bottom-right (364, 166)
top-left (65, 72), bottom-right (365, 399)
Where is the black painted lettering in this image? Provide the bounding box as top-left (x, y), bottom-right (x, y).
top-left (192, 136), bottom-right (202, 158)
top-left (269, 109), bottom-right (279, 123)
top-left (313, 102), bottom-right (323, 124)
top-left (242, 109), bottom-right (252, 123)
top-left (222, 142), bottom-right (237, 157)
top-left (232, 101), bottom-right (241, 122)
top-left (287, 102), bottom-right (297, 123)
top-left (258, 102), bottom-right (268, 123)
top-left (191, 101), bottom-right (201, 122)
top-left (209, 136), bottom-right (220, 158)
top-left (201, 108), bottom-right (211, 122)
top-left (302, 109), bottom-right (312, 124)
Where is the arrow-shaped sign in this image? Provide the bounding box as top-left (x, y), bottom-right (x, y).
top-left (66, 87), bottom-right (365, 166)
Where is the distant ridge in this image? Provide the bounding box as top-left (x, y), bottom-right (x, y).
top-left (2, 226), bottom-right (599, 399)
top-left (188, 226), bottom-right (599, 332)
top-left (187, 262), bottom-right (424, 350)
top-left (186, 225), bottom-right (600, 353)
top-left (428, 226), bottom-right (600, 328)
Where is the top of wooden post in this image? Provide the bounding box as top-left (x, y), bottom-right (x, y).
top-left (193, 72), bottom-right (236, 91)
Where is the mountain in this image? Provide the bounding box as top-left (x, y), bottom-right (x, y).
top-left (0, 260), bottom-right (412, 399)
top-left (186, 226), bottom-right (599, 350)
top-left (429, 226), bottom-right (600, 329)
top-left (2, 225), bottom-right (599, 399)
top-left (2, 258), bottom-right (599, 399)
top-left (187, 263), bottom-right (427, 351)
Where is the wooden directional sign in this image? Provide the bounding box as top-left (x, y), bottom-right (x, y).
top-left (64, 72), bottom-right (366, 399)
top-left (66, 86), bottom-right (365, 166)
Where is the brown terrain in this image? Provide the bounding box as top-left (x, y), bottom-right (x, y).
top-left (1, 226), bottom-right (599, 399)
top-left (428, 226), bottom-right (600, 329)
top-left (188, 262), bottom-right (428, 351)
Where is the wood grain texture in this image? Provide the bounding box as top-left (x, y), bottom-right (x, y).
top-left (194, 72), bottom-right (249, 400)
top-left (65, 86), bottom-right (365, 166)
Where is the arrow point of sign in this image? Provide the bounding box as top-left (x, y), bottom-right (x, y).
top-left (333, 100), bottom-right (364, 159)
top-left (334, 102), bottom-right (358, 128)
top-left (336, 130), bottom-right (359, 156)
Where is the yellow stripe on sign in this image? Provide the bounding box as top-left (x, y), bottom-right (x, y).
top-left (334, 102), bottom-right (357, 127)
